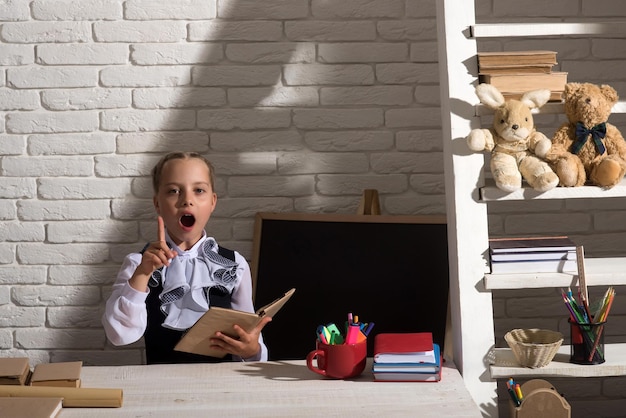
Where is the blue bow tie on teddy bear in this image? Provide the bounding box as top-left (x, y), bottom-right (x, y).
top-left (572, 121), bottom-right (607, 155)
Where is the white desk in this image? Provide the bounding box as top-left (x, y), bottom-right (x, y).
top-left (59, 360), bottom-right (482, 417)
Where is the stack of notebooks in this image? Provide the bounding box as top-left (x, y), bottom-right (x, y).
top-left (489, 236), bottom-right (578, 274)
top-left (477, 50), bottom-right (566, 101)
top-left (372, 332), bottom-right (442, 382)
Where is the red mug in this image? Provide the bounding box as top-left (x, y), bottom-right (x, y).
top-left (306, 340), bottom-right (367, 379)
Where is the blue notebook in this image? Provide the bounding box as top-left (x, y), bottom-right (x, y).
top-left (373, 343), bottom-right (441, 374)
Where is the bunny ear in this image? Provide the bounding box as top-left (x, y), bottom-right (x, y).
top-left (520, 89), bottom-right (551, 109)
top-left (475, 83), bottom-right (505, 109)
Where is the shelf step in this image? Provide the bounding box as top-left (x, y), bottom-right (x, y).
top-left (479, 178), bottom-right (626, 201)
top-left (471, 22), bottom-right (626, 38)
top-left (490, 343), bottom-right (626, 378)
top-left (484, 257), bottom-right (626, 289)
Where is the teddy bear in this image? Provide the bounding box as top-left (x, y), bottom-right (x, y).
top-left (466, 83), bottom-right (559, 192)
top-left (545, 82), bottom-right (626, 188)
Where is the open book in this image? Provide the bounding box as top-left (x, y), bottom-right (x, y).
top-left (174, 288), bottom-right (296, 358)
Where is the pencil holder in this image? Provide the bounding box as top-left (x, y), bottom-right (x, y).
top-left (509, 379), bottom-right (571, 418)
top-left (569, 319), bottom-right (605, 365)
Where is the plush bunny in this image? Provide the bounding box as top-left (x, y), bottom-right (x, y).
top-left (466, 83), bottom-right (559, 192)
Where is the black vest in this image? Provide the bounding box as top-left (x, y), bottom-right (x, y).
top-left (143, 245), bottom-right (235, 364)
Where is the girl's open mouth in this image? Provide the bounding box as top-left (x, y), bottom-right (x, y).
top-left (180, 214), bottom-right (196, 228)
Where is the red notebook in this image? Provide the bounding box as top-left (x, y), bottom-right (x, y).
top-left (373, 332), bottom-right (435, 363)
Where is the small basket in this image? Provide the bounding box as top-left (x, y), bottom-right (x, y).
top-left (505, 328), bottom-right (564, 368)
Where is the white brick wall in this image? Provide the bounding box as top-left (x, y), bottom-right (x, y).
top-left (1, 0), bottom-right (626, 415)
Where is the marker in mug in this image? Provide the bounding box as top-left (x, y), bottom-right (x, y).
top-left (345, 323), bottom-right (360, 344)
top-left (363, 322), bottom-right (375, 337)
top-left (317, 325), bottom-right (331, 344)
top-left (326, 323), bottom-right (344, 344)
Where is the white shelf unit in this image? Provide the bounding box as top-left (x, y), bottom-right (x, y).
top-left (436, 1), bottom-right (626, 416)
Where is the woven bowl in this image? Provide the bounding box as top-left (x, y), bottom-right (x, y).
top-left (505, 328), bottom-right (564, 368)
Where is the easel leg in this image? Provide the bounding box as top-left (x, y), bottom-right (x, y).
top-left (356, 189), bottom-right (381, 215)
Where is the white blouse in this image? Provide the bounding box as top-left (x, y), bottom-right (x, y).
top-left (102, 231), bottom-right (267, 362)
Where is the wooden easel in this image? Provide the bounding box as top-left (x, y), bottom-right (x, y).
top-left (356, 189), bottom-right (381, 215)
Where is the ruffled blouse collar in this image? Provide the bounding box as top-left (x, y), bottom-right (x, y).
top-left (149, 230), bottom-right (241, 330)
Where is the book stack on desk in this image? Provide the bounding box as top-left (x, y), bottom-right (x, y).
top-left (477, 50), bottom-right (566, 101)
top-left (489, 236), bottom-right (578, 274)
top-left (372, 332), bottom-right (441, 382)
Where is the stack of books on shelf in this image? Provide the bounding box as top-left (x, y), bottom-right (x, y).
top-left (372, 332), bottom-right (442, 382)
top-left (477, 50), bottom-right (566, 101)
top-left (489, 236), bottom-right (578, 274)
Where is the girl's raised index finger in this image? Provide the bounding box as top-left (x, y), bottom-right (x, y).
top-left (157, 216), bottom-right (166, 242)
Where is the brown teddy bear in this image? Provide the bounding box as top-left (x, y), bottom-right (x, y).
top-left (466, 83), bottom-right (559, 192)
top-left (546, 82), bottom-right (626, 188)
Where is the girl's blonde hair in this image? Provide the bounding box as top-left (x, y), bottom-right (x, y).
top-left (151, 152), bottom-right (215, 193)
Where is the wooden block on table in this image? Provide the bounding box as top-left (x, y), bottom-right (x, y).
top-left (0, 396), bottom-right (63, 418)
top-left (30, 361), bottom-right (82, 388)
top-left (0, 357), bottom-right (31, 385)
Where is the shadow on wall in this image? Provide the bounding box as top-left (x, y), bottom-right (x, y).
top-left (112, 1), bottom-right (317, 259)
top-left (113, 0), bottom-right (342, 245)
top-left (112, 0), bottom-right (417, 251)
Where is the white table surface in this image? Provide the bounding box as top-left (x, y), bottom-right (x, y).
top-left (58, 359), bottom-right (483, 417)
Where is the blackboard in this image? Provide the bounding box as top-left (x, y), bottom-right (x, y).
top-left (251, 212), bottom-right (450, 360)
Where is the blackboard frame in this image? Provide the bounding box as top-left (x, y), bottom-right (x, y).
top-left (251, 212), bottom-right (450, 360)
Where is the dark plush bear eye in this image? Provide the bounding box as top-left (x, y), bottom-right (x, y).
top-left (525, 117), bottom-right (528, 122)
top-left (500, 119), bottom-right (505, 124)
